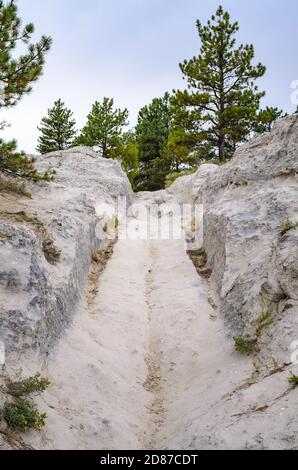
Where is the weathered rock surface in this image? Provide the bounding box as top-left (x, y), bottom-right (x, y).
top-left (0, 147), bottom-right (132, 357)
top-left (188, 116), bottom-right (298, 362)
top-left (157, 114), bottom-right (298, 449)
top-left (0, 115), bottom-right (297, 450)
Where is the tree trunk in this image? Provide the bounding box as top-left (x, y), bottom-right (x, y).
top-left (219, 135), bottom-right (225, 162)
top-left (102, 139), bottom-right (107, 158)
top-left (218, 32), bottom-right (226, 163)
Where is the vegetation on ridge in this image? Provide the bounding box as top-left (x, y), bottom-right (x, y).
top-left (0, 2), bottom-right (289, 192)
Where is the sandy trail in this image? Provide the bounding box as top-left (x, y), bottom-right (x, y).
top-left (24, 196), bottom-right (250, 450)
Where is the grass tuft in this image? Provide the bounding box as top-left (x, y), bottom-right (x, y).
top-left (255, 310), bottom-right (273, 338)
top-left (165, 168), bottom-right (197, 188)
top-left (0, 229), bottom-right (8, 240)
top-left (42, 237), bottom-right (61, 265)
top-left (0, 176), bottom-right (32, 198)
top-left (288, 373), bottom-right (298, 387)
top-left (0, 211), bottom-right (61, 265)
top-left (279, 218), bottom-right (298, 239)
top-left (234, 335), bottom-right (257, 355)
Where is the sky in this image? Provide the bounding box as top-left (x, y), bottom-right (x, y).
top-left (2, 0), bottom-right (298, 153)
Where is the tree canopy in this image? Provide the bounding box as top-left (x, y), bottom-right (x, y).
top-left (37, 99), bottom-right (77, 154)
top-left (253, 106), bottom-right (286, 134)
top-left (76, 98), bottom-right (128, 158)
top-left (118, 131), bottom-right (139, 189)
top-left (0, 0), bottom-right (52, 179)
top-left (174, 5), bottom-right (266, 162)
top-left (0, 139), bottom-right (51, 181)
top-left (0, 0), bottom-right (52, 110)
top-left (135, 93), bottom-right (172, 191)
top-left (0, 3), bottom-right (288, 190)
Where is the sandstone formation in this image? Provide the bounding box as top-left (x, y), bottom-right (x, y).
top-left (0, 147), bottom-right (132, 357)
top-left (170, 114), bottom-right (298, 365)
top-left (0, 116), bottom-right (297, 450)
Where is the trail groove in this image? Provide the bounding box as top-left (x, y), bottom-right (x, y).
top-left (22, 195), bottom-right (252, 450)
top-left (143, 241), bottom-right (166, 449)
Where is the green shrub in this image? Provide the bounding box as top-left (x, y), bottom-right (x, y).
top-left (7, 372), bottom-right (51, 397)
top-left (234, 335), bottom-right (257, 354)
top-left (3, 400), bottom-right (47, 433)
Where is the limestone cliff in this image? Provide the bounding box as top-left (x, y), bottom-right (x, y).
top-left (0, 118), bottom-right (297, 450)
top-left (170, 114), bottom-right (298, 367)
top-left (0, 147), bottom-right (132, 358)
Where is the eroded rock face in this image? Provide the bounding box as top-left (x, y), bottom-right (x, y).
top-left (0, 122), bottom-right (297, 450)
top-left (175, 114), bottom-right (298, 365)
top-left (0, 147), bottom-right (132, 357)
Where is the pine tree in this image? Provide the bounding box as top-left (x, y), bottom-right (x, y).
top-left (165, 128), bottom-right (199, 173)
top-left (0, 0), bottom-right (52, 109)
top-left (174, 5), bottom-right (266, 162)
top-left (0, 139), bottom-right (51, 181)
top-left (253, 106), bottom-right (285, 134)
top-left (0, 0), bottom-right (52, 178)
top-left (37, 99), bottom-right (77, 154)
top-left (135, 93), bottom-right (172, 191)
top-left (76, 98), bottom-right (128, 158)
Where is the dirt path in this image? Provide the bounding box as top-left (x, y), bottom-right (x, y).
top-left (22, 196), bottom-right (252, 450)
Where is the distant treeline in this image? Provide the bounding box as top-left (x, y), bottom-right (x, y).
top-left (0, 2), bottom-right (289, 191)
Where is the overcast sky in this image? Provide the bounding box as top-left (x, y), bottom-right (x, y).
top-left (2, 0), bottom-right (298, 153)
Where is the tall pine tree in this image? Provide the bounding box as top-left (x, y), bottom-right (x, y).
top-left (0, 0), bottom-right (52, 178)
top-left (135, 93), bottom-right (172, 191)
top-left (76, 98), bottom-right (128, 158)
top-left (37, 99), bottom-right (77, 154)
top-left (174, 5), bottom-right (266, 162)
